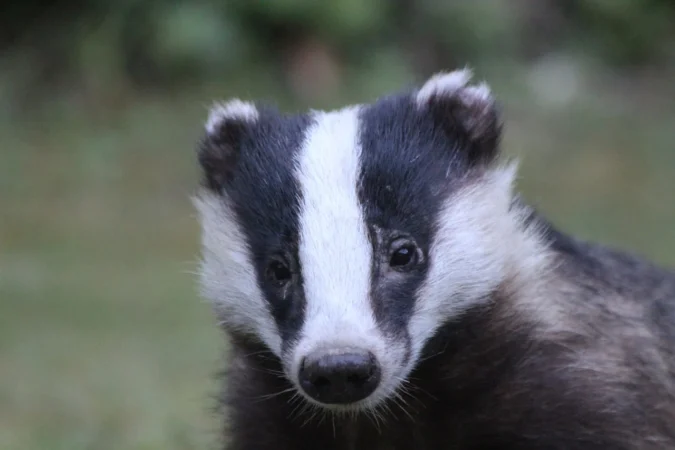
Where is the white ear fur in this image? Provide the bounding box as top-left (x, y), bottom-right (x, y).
top-left (206, 99), bottom-right (259, 135)
top-left (415, 68), bottom-right (493, 108)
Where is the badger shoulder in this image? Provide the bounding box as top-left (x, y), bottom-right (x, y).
top-left (538, 212), bottom-right (675, 336)
top-left (469, 208), bottom-right (675, 446)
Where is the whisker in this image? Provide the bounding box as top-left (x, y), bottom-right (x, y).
top-left (244, 366), bottom-right (287, 378)
top-left (243, 349), bottom-right (276, 358)
top-left (250, 386), bottom-right (296, 403)
top-left (300, 405), bottom-right (322, 428)
top-left (392, 391), bottom-right (416, 422)
top-left (395, 375), bottom-right (437, 402)
top-left (365, 407), bottom-right (382, 434)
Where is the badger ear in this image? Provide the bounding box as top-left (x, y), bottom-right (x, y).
top-left (197, 99), bottom-right (259, 191)
top-left (415, 68), bottom-right (502, 165)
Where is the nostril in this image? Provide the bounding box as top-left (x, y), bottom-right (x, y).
top-left (313, 376), bottom-right (330, 389)
top-left (347, 373), bottom-right (366, 385)
top-left (298, 350), bottom-right (381, 405)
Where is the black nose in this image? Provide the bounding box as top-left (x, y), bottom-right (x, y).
top-left (298, 350), bottom-right (381, 404)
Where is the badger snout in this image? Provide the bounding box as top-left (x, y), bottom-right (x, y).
top-left (297, 348), bottom-right (381, 404)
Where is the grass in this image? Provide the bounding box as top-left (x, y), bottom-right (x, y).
top-left (1, 64), bottom-right (674, 449)
top-left (0, 94), bottom-right (223, 449)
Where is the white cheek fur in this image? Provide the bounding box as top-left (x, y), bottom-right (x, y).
top-left (407, 164), bottom-right (552, 363)
top-left (194, 191), bottom-right (283, 356)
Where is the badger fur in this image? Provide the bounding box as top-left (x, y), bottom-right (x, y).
top-left (193, 69), bottom-right (675, 449)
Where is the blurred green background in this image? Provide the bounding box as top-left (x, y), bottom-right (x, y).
top-left (1, 1), bottom-right (674, 449)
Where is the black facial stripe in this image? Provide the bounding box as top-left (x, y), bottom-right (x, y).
top-left (356, 93), bottom-right (472, 340)
top-left (223, 107), bottom-right (314, 345)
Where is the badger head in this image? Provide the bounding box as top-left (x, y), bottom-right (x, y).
top-left (194, 69), bottom-right (545, 413)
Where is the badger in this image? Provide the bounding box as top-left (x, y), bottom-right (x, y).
top-left (193, 69), bottom-right (675, 450)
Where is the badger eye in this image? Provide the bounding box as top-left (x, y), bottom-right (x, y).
top-left (389, 241), bottom-right (419, 269)
top-left (266, 260), bottom-right (292, 285)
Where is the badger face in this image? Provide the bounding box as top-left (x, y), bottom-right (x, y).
top-left (195, 70), bottom-right (527, 412)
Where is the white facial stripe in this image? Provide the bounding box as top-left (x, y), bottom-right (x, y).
top-left (294, 106), bottom-right (380, 356)
top-left (194, 191), bottom-right (282, 355)
top-left (408, 166), bottom-right (521, 358)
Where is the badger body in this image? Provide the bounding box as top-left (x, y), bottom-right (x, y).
top-left (194, 70), bottom-right (675, 449)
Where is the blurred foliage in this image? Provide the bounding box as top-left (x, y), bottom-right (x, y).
top-left (3, 0), bottom-right (675, 114)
